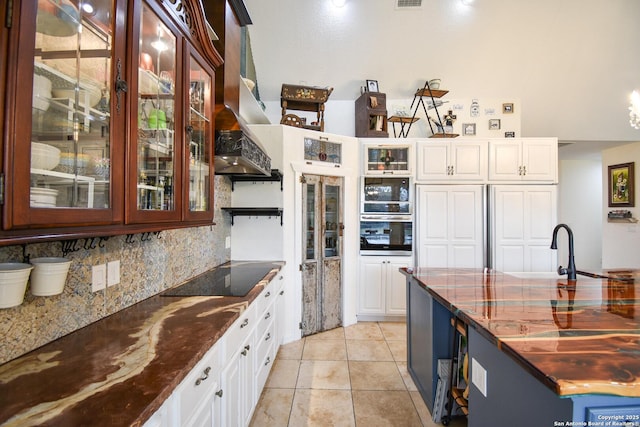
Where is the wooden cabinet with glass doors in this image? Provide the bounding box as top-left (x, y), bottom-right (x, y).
top-left (1, 0), bottom-right (222, 243)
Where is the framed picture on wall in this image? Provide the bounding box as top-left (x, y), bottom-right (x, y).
top-left (489, 119), bottom-right (501, 130)
top-left (502, 103), bottom-right (514, 114)
top-left (608, 162), bottom-right (635, 207)
top-left (462, 123), bottom-right (476, 136)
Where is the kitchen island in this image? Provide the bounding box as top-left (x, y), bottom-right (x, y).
top-left (403, 268), bottom-right (640, 427)
top-left (0, 260), bottom-right (284, 426)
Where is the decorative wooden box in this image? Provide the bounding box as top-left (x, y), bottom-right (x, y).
top-left (280, 84), bottom-right (333, 131)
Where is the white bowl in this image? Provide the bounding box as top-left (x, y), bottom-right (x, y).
top-left (33, 75), bottom-right (52, 111)
top-left (428, 79), bottom-right (441, 90)
top-left (29, 257), bottom-right (72, 296)
top-left (0, 263), bottom-right (33, 308)
top-left (36, 0), bottom-right (79, 37)
top-left (31, 142), bottom-right (61, 170)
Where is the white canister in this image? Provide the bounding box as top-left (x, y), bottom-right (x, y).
top-left (0, 263), bottom-right (33, 308)
top-left (29, 257), bottom-right (72, 296)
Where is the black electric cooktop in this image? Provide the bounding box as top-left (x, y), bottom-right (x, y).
top-left (162, 262), bottom-right (280, 297)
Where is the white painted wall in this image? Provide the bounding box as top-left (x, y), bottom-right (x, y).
top-left (557, 159), bottom-right (603, 271)
top-left (237, 125), bottom-right (361, 343)
top-left (601, 142), bottom-right (640, 268)
top-left (262, 97), bottom-right (522, 139)
top-left (244, 0), bottom-right (640, 142)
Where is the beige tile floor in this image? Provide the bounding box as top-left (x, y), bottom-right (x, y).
top-left (250, 322), bottom-right (467, 427)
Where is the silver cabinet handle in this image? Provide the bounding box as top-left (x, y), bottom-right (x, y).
top-left (240, 318), bottom-right (249, 328)
top-left (241, 344), bottom-right (250, 356)
top-left (264, 357), bottom-right (271, 366)
top-left (279, 290), bottom-right (284, 295)
top-left (264, 291), bottom-right (271, 298)
top-left (215, 389), bottom-right (223, 398)
top-left (195, 366), bottom-right (211, 386)
top-left (265, 312), bottom-right (271, 320)
top-left (265, 332), bottom-right (271, 341)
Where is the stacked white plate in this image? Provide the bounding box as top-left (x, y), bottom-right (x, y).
top-left (30, 187), bottom-right (58, 207)
top-left (33, 74), bottom-right (52, 111)
top-left (52, 83), bottom-right (102, 108)
top-left (0, 263), bottom-right (33, 308)
top-left (31, 142), bottom-right (61, 170)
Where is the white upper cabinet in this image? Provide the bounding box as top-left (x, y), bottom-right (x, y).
top-left (488, 138), bottom-right (558, 183)
top-left (361, 139), bottom-right (414, 176)
top-left (416, 139), bottom-right (488, 182)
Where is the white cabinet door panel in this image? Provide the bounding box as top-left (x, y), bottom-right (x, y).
top-left (358, 260), bottom-right (385, 314)
top-left (522, 140), bottom-right (557, 181)
top-left (417, 142), bottom-right (450, 180)
top-left (386, 259), bottom-right (409, 315)
top-left (416, 185), bottom-right (484, 269)
top-left (492, 185), bottom-right (558, 272)
top-left (451, 141), bottom-right (487, 181)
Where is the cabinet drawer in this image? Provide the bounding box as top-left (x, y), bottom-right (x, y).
top-left (223, 302), bottom-right (256, 361)
top-left (255, 317), bottom-right (276, 366)
top-left (175, 342), bottom-right (221, 426)
top-left (255, 325), bottom-right (276, 393)
top-left (255, 299), bottom-right (275, 341)
top-left (255, 279), bottom-right (276, 318)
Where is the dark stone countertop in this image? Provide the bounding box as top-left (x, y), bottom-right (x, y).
top-left (403, 268), bottom-right (640, 397)
top-left (0, 260), bottom-right (284, 427)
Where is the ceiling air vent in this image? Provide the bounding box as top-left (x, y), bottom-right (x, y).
top-left (396, 0), bottom-right (422, 9)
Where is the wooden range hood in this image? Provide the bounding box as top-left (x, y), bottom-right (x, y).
top-left (203, 0), bottom-right (271, 175)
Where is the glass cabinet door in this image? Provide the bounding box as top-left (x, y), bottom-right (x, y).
top-left (303, 179), bottom-right (317, 261)
top-left (10, 0), bottom-right (121, 227)
top-left (134, 2), bottom-right (177, 214)
top-left (324, 183), bottom-right (340, 257)
top-left (185, 50), bottom-right (213, 217)
top-left (365, 145), bottom-right (411, 174)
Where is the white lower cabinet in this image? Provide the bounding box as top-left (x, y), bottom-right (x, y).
top-left (220, 331), bottom-right (254, 427)
top-left (143, 271), bottom-right (286, 427)
top-left (358, 256), bottom-right (411, 319)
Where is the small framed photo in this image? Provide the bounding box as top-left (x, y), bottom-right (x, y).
top-left (504, 131), bottom-right (515, 138)
top-left (502, 103), bottom-right (514, 114)
top-left (608, 162), bottom-right (635, 207)
top-left (462, 123), bottom-right (476, 136)
top-left (489, 119), bottom-right (501, 130)
top-left (366, 80), bottom-right (379, 92)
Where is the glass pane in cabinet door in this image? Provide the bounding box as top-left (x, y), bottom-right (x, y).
top-left (304, 183), bottom-right (316, 260)
top-left (324, 185), bottom-right (339, 257)
top-left (31, 0), bottom-right (114, 208)
top-left (137, 4), bottom-right (176, 211)
top-left (188, 57), bottom-right (211, 211)
top-left (367, 146), bottom-right (409, 172)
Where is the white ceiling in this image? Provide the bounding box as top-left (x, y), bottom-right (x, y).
top-left (242, 0), bottom-right (640, 145)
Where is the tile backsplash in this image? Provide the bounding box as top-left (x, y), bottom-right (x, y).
top-left (0, 176), bottom-right (232, 365)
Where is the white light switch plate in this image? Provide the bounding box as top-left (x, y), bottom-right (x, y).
top-left (107, 260), bottom-right (120, 287)
top-left (92, 264), bottom-right (106, 292)
top-left (471, 357), bottom-right (487, 397)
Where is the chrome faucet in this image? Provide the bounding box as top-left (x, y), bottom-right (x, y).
top-left (550, 224), bottom-right (576, 280)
